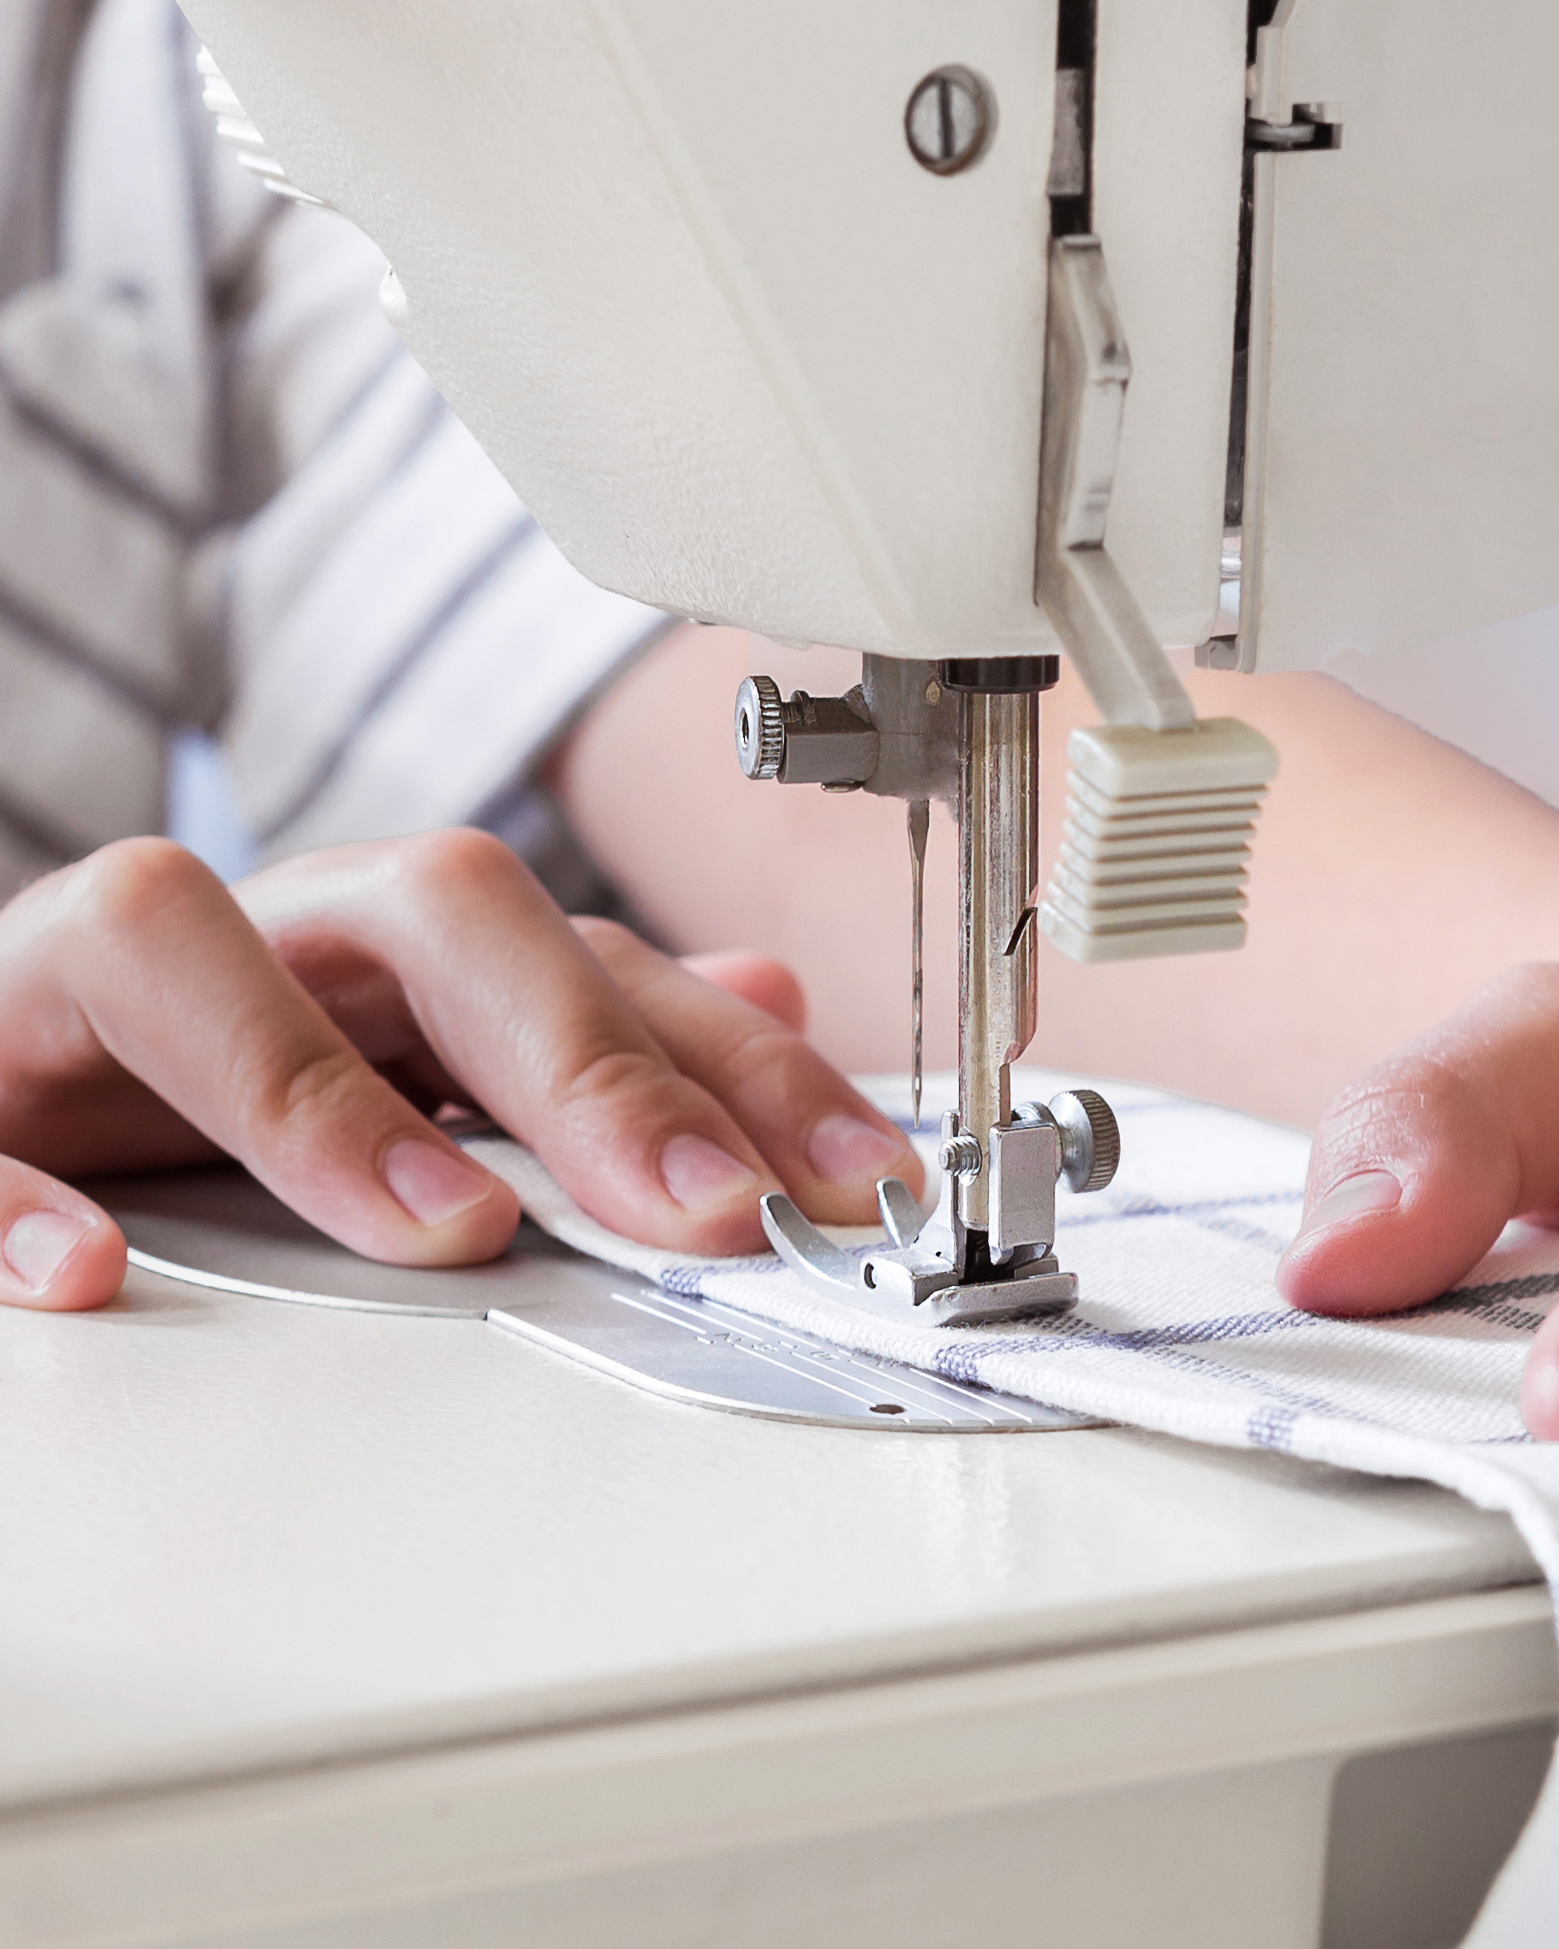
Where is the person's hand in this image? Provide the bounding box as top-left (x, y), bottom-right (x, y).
top-left (1277, 964), bottom-right (1559, 1438)
top-left (0, 832), bottom-right (922, 1312)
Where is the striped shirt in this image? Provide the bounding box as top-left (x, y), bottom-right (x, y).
top-left (0, 0), bottom-right (669, 909)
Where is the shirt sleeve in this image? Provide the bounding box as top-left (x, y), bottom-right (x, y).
top-left (194, 191), bottom-right (671, 868)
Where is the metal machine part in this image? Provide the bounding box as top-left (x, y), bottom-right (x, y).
top-left (953, 681), bottom-right (1039, 1234)
top-left (906, 797), bottom-right (929, 1128)
top-left (735, 645), bottom-right (1123, 1325)
top-left (729, 222), bottom-right (1286, 1319)
top-left (95, 1162), bottom-right (1092, 1432)
top-left (759, 1087), bottom-right (1119, 1325)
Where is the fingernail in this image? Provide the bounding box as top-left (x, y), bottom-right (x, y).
top-left (806, 1112), bottom-right (904, 1187)
top-left (1296, 1168), bottom-right (1403, 1241)
top-left (4, 1209), bottom-right (89, 1290)
top-left (660, 1133), bottom-right (757, 1211)
top-left (383, 1139), bottom-right (492, 1227)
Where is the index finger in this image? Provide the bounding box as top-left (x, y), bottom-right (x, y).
top-left (4, 841), bottom-right (519, 1267)
top-left (580, 921), bottom-right (924, 1223)
top-left (237, 832), bottom-right (788, 1254)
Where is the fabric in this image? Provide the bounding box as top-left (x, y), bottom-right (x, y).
top-left (467, 1069), bottom-right (1559, 1949)
top-left (0, 0), bottom-right (668, 905)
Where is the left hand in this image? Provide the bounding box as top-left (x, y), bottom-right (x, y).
top-left (0, 829), bottom-right (922, 1311)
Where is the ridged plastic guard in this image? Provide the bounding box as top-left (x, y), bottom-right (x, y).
top-left (1041, 718), bottom-right (1279, 964)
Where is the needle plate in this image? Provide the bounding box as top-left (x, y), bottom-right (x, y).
top-left (92, 1164), bottom-right (1094, 1433)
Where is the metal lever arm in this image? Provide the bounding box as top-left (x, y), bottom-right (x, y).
top-left (1034, 236), bottom-right (1195, 735)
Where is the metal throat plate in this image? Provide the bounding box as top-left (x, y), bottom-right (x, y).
top-left (92, 1165), bottom-right (1093, 1433)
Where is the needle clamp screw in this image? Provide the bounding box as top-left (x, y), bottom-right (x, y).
top-left (734, 675), bottom-right (786, 779)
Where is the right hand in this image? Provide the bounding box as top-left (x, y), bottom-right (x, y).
top-left (0, 831), bottom-right (922, 1312)
top-left (1277, 964), bottom-right (1559, 1438)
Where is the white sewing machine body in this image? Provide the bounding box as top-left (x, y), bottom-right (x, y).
top-left (178, 0), bottom-right (1559, 1297)
top-left (181, 0), bottom-right (1559, 672)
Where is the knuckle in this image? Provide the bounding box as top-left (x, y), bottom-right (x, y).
top-left (556, 1041), bottom-right (677, 1128)
top-left (1314, 1047), bottom-right (1502, 1189)
top-left (1324, 1054), bottom-right (1463, 1135)
top-left (390, 828), bottom-right (526, 905)
top-left (561, 1040), bottom-right (663, 1102)
top-left (745, 956), bottom-right (806, 1024)
top-left (572, 915), bottom-right (637, 961)
top-left (711, 1016), bottom-right (809, 1108)
top-left (263, 1045), bottom-right (372, 1137)
top-left (64, 837), bottom-right (215, 936)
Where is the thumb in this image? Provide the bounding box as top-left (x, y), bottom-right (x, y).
top-left (0, 1154), bottom-right (125, 1310)
top-left (1277, 964), bottom-right (1559, 1320)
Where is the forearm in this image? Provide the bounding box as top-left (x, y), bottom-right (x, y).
top-left (554, 627), bottom-right (1559, 1129)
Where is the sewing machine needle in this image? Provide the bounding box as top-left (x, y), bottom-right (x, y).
top-left (907, 798), bottom-right (929, 1129)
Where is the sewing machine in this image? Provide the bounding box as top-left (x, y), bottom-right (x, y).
top-left (181, 0), bottom-right (1559, 1326)
top-left (5, 3), bottom-right (1558, 1944)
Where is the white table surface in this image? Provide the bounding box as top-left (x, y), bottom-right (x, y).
top-left (0, 1258), bottom-right (1538, 1812)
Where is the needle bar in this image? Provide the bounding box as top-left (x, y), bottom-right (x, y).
top-left (907, 798), bottom-right (929, 1128)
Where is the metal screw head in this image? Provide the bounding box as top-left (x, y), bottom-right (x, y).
top-left (939, 1132), bottom-right (983, 1179)
top-left (904, 66), bottom-right (996, 176)
top-left (734, 674), bottom-right (785, 779)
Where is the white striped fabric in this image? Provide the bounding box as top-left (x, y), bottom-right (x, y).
top-left (0, 0), bottom-right (667, 903)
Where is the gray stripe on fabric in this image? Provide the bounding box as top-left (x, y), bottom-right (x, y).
top-left (259, 511), bottom-right (540, 841)
top-left (0, 356), bottom-right (205, 535)
top-left (0, 571), bottom-right (173, 721)
top-left (0, 0), bottom-right (97, 300)
top-left (208, 190), bottom-right (288, 314)
top-left (298, 333), bottom-right (414, 482)
top-left (214, 356), bottom-right (439, 655)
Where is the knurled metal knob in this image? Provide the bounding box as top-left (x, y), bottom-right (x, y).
top-left (1048, 1089), bottom-right (1121, 1195)
top-left (734, 675), bottom-right (786, 780)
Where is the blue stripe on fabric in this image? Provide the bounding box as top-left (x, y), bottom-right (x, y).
top-left (1247, 1405), bottom-right (1299, 1451)
top-left (931, 1320), bottom-right (1382, 1429)
top-left (1060, 1189), bottom-right (1303, 1229)
top-left (1432, 1273), bottom-right (1559, 1311)
top-left (660, 1257), bottom-right (782, 1299)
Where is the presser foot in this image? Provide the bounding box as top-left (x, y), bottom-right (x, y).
top-left (759, 1093), bottom-right (1120, 1327)
top-left (759, 1158), bottom-right (1079, 1328)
